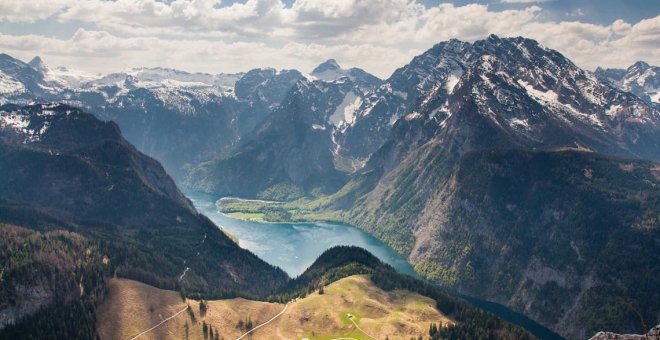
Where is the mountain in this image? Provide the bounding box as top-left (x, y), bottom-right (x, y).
top-left (233, 68), bottom-right (303, 108)
top-left (0, 103), bottom-right (288, 337)
top-left (311, 59), bottom-right (382, 89)
top-left (184, 78), bottom-right (359, 200)
top-left (218, 35), bottom-right (660, 339)
top-left (183, 47), bottom-right (475, 198)
top-left (334, 39), bottom-right (474, 160)
top-left (329, 36), bottom-right (660, 338)
top-left (0, 53), bottom-right (51, 100)
top-left (0, 55), bottom-right (308, 179)
top-left (187, 35), bottom-right (658, 201)
top-left (596, 61), bottom-right (659, 104)
top-left (276, 246), bottom-right (539, 339)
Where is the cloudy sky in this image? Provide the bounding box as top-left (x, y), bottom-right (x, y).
top-left (0, 0), bottom-right (658, 78)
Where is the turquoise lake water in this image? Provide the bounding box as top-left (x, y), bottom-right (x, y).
top-left (185, 190), bottom-right (418, 278)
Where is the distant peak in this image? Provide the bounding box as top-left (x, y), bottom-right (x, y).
top-left (28, 56), bottom-right (44, 68)
top-left (312, 59), bottom-right (342, 74)
top-left (28, 56), bottom-right (48, 73)
top-left (487, 34), bottom-right (502, 42)
top-left (630, 61), bottom-right (650, 71)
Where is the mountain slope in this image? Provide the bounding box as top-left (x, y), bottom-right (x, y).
top-left (335, 39), bottom-right (474, 159)
top-left (332, 36), bottom-right (660, 339)
top-left (184, 78), bottom-right (362, 199)
top-left (0, 103), bottom-right (288, 336)
top-left (96, 246), bottom-right (537, 340)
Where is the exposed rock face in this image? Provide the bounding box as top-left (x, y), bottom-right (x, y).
top-left (0, 282), bottom-right (54, 329)
top-left (589, 325), bottom-right (660, 340)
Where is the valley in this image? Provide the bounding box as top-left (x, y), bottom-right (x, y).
top-left (0, 24), bottom-right (658, 339)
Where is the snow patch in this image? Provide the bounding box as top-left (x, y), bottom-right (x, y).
top-left (0, 110), bottom-right (52, 143)
top-left (517, 79), bottom-right (559, 103)
top-left (0, 112), bottom-right (30, 130)
top-left (605, 104), bottom-right (622, 117)
top-left (446, 69), bottom-right (463, 94)
top-left (509, 118), bottom-right (530, 130)
top-left (328, 91), bottom-right (362, 127)
top-left (0, 71), bottom-right (26, 95)
top-left (311, 124), bottom-right (326, 130)
top-left (389, 113), bottom-right (400, 126)
top-left (518, 79), bottom-right (604, 128)
top-left (651, 92), bottom-right (660, 104)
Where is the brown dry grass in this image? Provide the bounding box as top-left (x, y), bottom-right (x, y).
top-left (97, 275), bottom-right (451, 340)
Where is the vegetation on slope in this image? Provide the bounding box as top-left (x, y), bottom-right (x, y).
top-left (272, 246), bottom-right (535, 339)
top-left (96, 246), bottom-right (534, 340)
top-left (0, 225), bottom-right (109, 340)
top-left (98, 275), bottom-right (450, 340)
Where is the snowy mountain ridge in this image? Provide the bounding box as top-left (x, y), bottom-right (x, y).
top-left (596, 61), bottom-right (659, 104)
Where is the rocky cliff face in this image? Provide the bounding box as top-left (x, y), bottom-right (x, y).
top-left (326, 36), bottom-right (659, 339)
top-left (590, 325), bottom-right (660, 340)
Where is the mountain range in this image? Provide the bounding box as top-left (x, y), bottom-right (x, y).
top-left (0, 103), bottom-right (538, 339)
top-left (0, 34), bottom-right (658, 339)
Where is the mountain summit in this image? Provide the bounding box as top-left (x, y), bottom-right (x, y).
top-left (27, 56), bottom-right (46, 72)
top-left (310, 58), bottom-right (381, 89)
top-left (312, 58), bottom-right (342, 74)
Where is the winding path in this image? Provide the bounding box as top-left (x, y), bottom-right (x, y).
top-left (128, 305), bottom-right (189, 340)
top-left (348, 317), bottom-right (377, 340)
top-left (235, 302), bottom-right (290, 340)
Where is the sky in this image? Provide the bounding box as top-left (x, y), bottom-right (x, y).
top-left (0, 0), bottom-right (658, 79)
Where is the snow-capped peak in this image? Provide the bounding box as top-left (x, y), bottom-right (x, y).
top-left (28, 56), bottom-right (47, 73)
top-left (596, 61), bottom-right (659, 104)
top-left (311, 59), bottom-right (348, 82)
top-left (312, 59), bottom-right (342, 74)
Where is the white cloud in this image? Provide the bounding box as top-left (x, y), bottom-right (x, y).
top-left (0, 0), bottom-right (69, 23)
top-left (0, 29), bottom-right (415, 78)
top-left (0, 0), bottom-right (657, 78)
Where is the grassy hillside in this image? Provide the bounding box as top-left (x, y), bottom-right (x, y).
top-left (96, 246), bottom-right (535, 340)
top-left (97, 275), bottom-right (451, 340)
